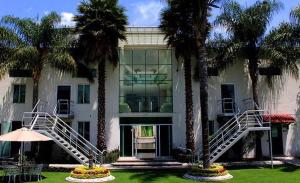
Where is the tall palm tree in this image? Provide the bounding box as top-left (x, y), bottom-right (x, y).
top-left (74, 0), bottom-right (127, 151)
top-left (0, 12), bottom-right (76, 108)
top-left (213, 0), bottom-right (299, 159)
top-left (160, 0), bottom-right (197, 152)
top-left (191, 0), bottom-right (221, 169)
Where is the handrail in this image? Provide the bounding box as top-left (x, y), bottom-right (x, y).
top-left (36, 114), bottom-right (101, 164)
top-left (209, 110), bottom-right (267, 154)
top-left (28, 111), bottom-right (104, 164)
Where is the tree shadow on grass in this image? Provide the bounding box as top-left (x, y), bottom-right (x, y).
top-left (127, 170), bottom-right (185, 183)
top-left (279, 165), bottom-right (300, 172)
top-left (0, 175), bottom-right (46, 183)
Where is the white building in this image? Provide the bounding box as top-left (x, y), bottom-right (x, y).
top-left (0, 27), bottom-right (299, 163)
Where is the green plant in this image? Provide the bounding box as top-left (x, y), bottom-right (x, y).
top-left (70, 166), bottom-right (110, 179)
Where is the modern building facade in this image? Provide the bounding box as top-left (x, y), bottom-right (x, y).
top-left (0, 27), bottom-right (299, 162)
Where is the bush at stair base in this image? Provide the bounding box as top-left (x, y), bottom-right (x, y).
top-left (70, 166), bottom-right (110, 179)
top-left (188, 163), bottom-right (229, 177)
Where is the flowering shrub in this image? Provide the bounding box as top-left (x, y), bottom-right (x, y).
top-left (70, 166), bottom-right (110, 179)
top-left (189, 163), bottom-right (229, 177)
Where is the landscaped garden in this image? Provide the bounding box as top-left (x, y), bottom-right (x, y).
top-left (1, 166), bottom-right (298, 183)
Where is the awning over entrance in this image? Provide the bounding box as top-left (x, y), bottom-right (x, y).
top-left (263, 114), bottom-right (295, 124)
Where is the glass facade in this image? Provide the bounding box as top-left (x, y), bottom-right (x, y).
top-left (119, 49), bottom-right (173, 113)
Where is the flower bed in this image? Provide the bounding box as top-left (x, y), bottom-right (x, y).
top-left (189, 163), bottom-right (229, 177)
top-left (70, 166), bottom-right (110, 179)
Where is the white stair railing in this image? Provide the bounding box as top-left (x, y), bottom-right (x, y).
top-left (23, 100), bottom-right (105, 165)
top-left (205, 109), bottom-right (270, 164)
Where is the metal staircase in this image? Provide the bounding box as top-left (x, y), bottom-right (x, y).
top-left (22, 100), bottom-right (105, 165)
top-left (208, 109), bottom-right (271, 164)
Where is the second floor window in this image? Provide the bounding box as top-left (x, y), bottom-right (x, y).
top-left (78, 85), bottom-right (90, 104)
top-left (13, 84), bottom-right (26, 103)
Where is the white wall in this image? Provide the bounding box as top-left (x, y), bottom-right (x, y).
top-left (0, 74), bottom-right (33, 123)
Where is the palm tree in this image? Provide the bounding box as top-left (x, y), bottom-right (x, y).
top-left (74, 0), bottom-right (127, 151)
top-left (191, 0), bottom-right (221, 169)
top-left (160, 0), bottom-right (197, 152)
top-left (213, 0), bottom-right (299, 159)
top-left (0, 12), bottom-right (76, 108)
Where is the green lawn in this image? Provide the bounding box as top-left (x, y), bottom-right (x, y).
top-left (2, 166), bottom-right (300, 183)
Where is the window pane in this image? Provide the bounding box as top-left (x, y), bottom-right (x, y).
top-left (84, 85), bottom-right (90, 103)
top-left (159, 65), bottom-right (172, 81)
top-left (159, 50), bottom-right (171, 64)
top-left (120, 50), bottom-right (132, 65)
top-left (133, 50), bottom-right (145, 65)
top-left (78, 85), bottom-right (84, 103)
top-left (146, 50), bottom-right (158, 65)
top-left (159, 81), bottom-right (172, 97)
top-left (20, 85), bottom-right (26, 103)
top-left (120, 49), bottom-right (173, 113)
top-left (13, 85), bottom-right (19, 103)
top-left (120, 64), bottom-right (132, 81)
top-left (159, 97), bottom-right (173, 112)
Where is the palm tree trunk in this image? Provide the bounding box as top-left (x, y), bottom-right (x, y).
top-left (32, 69), bottom-right (41, 109)
top-left (184, 58), bottom-right (195, 152)
top-left (193, 0), bottom-right (210, 169)
top-left (248, 58), bottom-right (263, 160)
top-left (198, 46), bottom-right (210, 169)
top-left (97, 60), bottom-right (107, 151)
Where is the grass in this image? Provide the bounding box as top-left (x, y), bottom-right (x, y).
top-left (1, 166), bottom-right (300, 183)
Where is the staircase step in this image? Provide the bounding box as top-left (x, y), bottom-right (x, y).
top-left (112, 161), bottom-right (182, 167)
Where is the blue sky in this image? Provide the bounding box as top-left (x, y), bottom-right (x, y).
top-left (0, 0), bottom-right (298, 32)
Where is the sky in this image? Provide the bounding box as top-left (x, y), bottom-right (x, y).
top-left (0, 0), bottom-right (299, 33)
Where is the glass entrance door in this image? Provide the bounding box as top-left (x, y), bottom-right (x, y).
top-left (120, 124), bottom-right (172, 158)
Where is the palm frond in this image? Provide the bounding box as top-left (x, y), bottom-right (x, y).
top-left (1, 16), bottom-right (38, 45)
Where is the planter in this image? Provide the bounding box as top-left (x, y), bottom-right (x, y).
top-left (183, 173), bottom-right (233, 181)
top-left (65, 175), bottom-right (115, 182)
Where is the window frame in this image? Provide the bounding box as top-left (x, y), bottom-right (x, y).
top-left (78, 121), bottom-right (90, 141)
top-left (77, 84), bottom-right (90, 104)
top-left (13, 84), bottom-right (26, 103)
top-left (119, 48), bottom-right (173, 113)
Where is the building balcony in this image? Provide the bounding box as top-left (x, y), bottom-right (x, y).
top-left (55, 99), bottom-right (74, 119)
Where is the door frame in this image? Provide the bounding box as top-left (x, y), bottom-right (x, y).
top-left (120, 124), bottom-right (172, 158)
top-left (56, 85), bottom-right (72, 101)
top-left (220, 83), bottom-right (237, 113)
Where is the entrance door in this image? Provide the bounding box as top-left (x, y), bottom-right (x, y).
top-left (272, 124), bottom-right (283, 155)
top-left (120, 125), bottom-right (133, 157)
top-left (221, 84), bottom-right (235, 113)
top-left (57, 86), bottom-right (71, 114)
top-left (156, 125), bottom-right (172, 157)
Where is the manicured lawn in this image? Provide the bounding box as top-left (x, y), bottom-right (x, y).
top-left (1, 166), bottom-right (300, 183)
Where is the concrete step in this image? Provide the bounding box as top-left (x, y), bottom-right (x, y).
top-left (116, 157), bottom-right (176, 162)
top-left (112, 161), bottom-right (183, 167)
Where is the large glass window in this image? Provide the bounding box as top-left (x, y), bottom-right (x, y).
top-left (13, 84), bottom-right (26, 103)
top-left (120, 49), bottom-right (173, 113)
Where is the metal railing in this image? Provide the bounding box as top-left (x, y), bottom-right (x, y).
top-left (24, 111), bottom-right (105, 165)
top-left (217, 98), bottom-right (239, 115)
top-left (54, 99), bottom-right (74, 117)
top-left (207, 109), bottom-right (271, 164)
